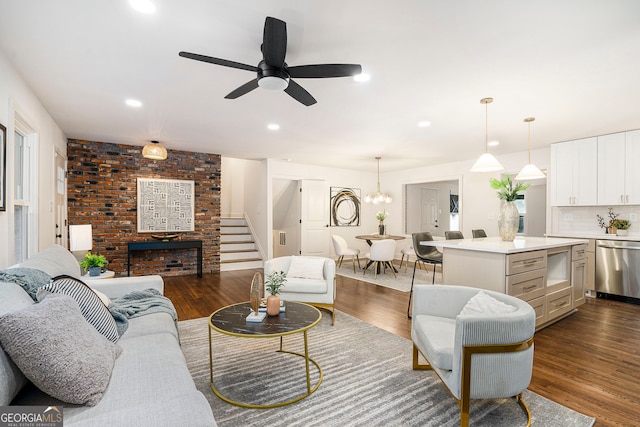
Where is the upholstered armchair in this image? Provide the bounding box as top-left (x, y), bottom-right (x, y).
top-left (263, 256), bottom-right (336, 324)
top-left (411, 285), bottom-right (535, 427)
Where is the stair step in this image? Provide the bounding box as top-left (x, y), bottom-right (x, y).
top-left (220, 218), bottom-right (247, 227)
top-left (221, 226), bottom-right (249, 234)
top-left (220, 259), bottom-right (264, 271)
top-left (221, 251), bottom-right (260, 261)
top-left (221, 243), bottom-right (256, 252)
top-left (220, 234), bottom-right (253, 243)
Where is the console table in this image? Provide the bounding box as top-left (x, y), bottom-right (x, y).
top-left (127, 240), bottom-right (203, 278)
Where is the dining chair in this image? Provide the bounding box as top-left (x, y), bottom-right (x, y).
top-left (445, 230), bottom-right (464, 240)
top-left (363, 239), bottom-right (396, 278)
top-left (472, 229), bottom-right (487, 238)
top-left (407, 232), bottom-right (443, 318)
top-left (331, 235), bottom-right (361, 273)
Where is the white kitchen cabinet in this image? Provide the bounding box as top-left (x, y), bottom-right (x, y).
top-left (550, 137), bottom-right (598, 206)
top-left (597, 130), bottom-right (640, 205)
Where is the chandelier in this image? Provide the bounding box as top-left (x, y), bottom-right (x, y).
top-left (364, 157), bottom-right (392, 204)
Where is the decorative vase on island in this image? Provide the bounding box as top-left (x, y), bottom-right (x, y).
top-left (89, 266), bottom-right (101, 277)
top-left (498, 201), bottom-right (520, 241)
top-left (266, 295), bottom-right (281, 316)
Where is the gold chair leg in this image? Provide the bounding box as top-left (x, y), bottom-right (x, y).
top-left (351, 256), bottom-right (357, 273)
top-left (412, 345), bottom-right (433, 370)
top-left (356, 255), bottom-right (361, 269)
top-left (516, 393), bottom-right (532, 427)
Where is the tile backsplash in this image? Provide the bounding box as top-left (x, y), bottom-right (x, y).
top-left (551, 205), bottom-right (640, 236)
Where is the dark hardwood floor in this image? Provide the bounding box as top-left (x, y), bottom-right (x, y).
top-left (164, 268), bottom-right (640, 427)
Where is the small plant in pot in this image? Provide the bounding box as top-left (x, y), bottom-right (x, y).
top-left (264, 271), bottom-right (287, 316)
top-left (79, 252), bottom-right (107, 276)
top-left (612, 219), bottom-right (631, 236)
top-left (489, 174), bottom-right (530, 241)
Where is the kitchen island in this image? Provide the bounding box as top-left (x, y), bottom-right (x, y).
top-left (421, 236), bottom-right (588, 329)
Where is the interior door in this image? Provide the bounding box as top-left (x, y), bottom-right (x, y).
top-left (54, 150), bottom-right (67, 247)
top-left (420, 188), bottom-right (439, 234)
top-left (299, 179), bottom-right (330, 257)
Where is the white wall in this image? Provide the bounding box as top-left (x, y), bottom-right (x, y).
top-left (0, 50), bottom-right (67, 268)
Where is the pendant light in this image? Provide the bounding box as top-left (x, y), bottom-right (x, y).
top-left (364, 157), bottom-right (392, 204)
top-left (470, 97), bottom-right (504, 172)
top-left (516, 117), bottom-right (546, 180)
top-left (142, 140), bottom-right (168, 160)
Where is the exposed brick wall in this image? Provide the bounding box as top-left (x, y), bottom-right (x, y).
top-left (67, 139), bottom-right (220, 277)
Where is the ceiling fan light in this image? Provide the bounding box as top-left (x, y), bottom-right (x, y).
top-left (142, 140), bottom-right (167, 160)
top-left (516, 163), bottom-right (546, 180)
top-left (470, 152), bottom-right (504, 172)
top-left (258, 76), bottom-right (289, 91)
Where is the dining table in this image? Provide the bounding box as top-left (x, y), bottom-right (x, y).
top-left (355, 234), bottom-right (406, 273)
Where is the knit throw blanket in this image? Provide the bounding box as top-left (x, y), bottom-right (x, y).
top-left (109, 288), bottom-right (178, 337)
top-left (0, 268), bottom-right (51, 300)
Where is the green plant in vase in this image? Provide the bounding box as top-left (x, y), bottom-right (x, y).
top-left (612, 219), bottom-right (631, 235)
top-left (265, 271), bottom-right (287, 316)
top-left (489, 174), bottom-right (530, 241)
top-left (79, 252), bottom-right (107, 276)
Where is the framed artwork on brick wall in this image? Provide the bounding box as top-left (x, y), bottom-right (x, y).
top-left (330, 186), bottom-right (361, 226)
top-left (137, 178), bottom-right (194, 232)
top-left (0, 122), bottom-right (5, 211)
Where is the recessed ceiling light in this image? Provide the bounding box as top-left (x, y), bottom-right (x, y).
top-left (353, 73), bottom-right (370, 82)
top-left (125, 99), bottom-right (142, 108)
top-left (129, 0), bottom-right (156, 14)
top-left (418, 121), bottom-right (431, 128)
top-left (488, 140), bottom-right (499, 147)
top-left (267, 123), bottom-right (280, 131)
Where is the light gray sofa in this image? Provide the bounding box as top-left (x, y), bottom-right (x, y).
top-left (0, 244), bottom-right (216, 427)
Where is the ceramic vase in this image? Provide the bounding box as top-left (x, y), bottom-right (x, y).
top-left (498, 201), bottom-right (520, 241)
top-left (378, 222), bottom-right (386, 236)
top-left (617, 229), bottom-right (628, 236)
top-left (89, 266), bottom-right (101, 276)
top-left (266, 295), bottom-right (281, 316)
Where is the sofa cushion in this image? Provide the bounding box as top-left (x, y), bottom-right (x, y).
top-left (0, 293), bottom-right (122, 406)
top-left (14, 244), bottom-right (82, 278)
top-left (282, 278), bottom-right (328, 294)
top-left (287, 256), bottom-right (325, 280)
top-left (38, 275), bottom-right (119, 343)
top-left (0, 282), bottom-right (34, 406)
top-left (459, 291), bottom-right (517, 316)
top-left (413, 314), bottom-right (456, 371)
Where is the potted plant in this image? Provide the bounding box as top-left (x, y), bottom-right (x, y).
top-left (376, 211), bottom-right (389, 236)
top-left (79, 252), bottom-right (107, 276)
top-left (612, 219), bottom-right (631, 236)
top-left (489, 174), bottom-right (530, 241)
top-left (264, 271), bottom-right (287, 316)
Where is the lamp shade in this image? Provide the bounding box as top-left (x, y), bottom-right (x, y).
top-left (470, 152), bottom-right (504, 172)
top-left (69, 224), bottom-right (92, 252)
top-left (142, 140), bottom-right (168, 160)
top-left (516, 163), bottom-right (546, 180)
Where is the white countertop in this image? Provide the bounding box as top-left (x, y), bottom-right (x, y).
top-left (420, 236), bottom-right (588, 254)
top-left (546, 232), bottom-right (640, 242)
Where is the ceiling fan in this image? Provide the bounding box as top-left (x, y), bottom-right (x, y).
top-left (179, 16), bottom-right (362, 106)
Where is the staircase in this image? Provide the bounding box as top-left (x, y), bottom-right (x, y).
top-left (220, 217), bottom-right (262, 271)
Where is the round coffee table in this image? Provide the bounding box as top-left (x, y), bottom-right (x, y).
top-left (208, 301), bottom-right (323, 408)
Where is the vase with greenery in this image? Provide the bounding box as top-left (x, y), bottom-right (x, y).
top-left (612, 219), bottom-right (631, 236)
top-left (265, 271), bottom-right (287, 316)
top-left (79, 252), bottom-right (108, 276)
top-left (489, 174), bottom-right (530, 241)
top-left (376, 211), bottom-right (389, 236)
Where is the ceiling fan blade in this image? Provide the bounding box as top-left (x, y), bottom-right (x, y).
top-left (288, 64), bottom-right (363, 78)
top-left (179, 51), bottom-right (257, 72)
top-left (262, 17), bottom-right (287, 68)
top-left (224, 79), bottom-right (259, 99)
top-left (284, 80), bottom-right (317, 106)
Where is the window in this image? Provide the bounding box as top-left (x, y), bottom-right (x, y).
top-left (12, 113), bottom-right (38, 264)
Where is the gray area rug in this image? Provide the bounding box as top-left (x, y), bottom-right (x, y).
top-left (335, 262), bottom-right (442, 292)
top-left (178, 311), bottom-right (595, 427)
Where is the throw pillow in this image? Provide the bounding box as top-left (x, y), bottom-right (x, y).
top-left (459, 291), bottom-right (517, 316)
top-left (287, 256), bottom-right (325, 280)
top-left (0, 293), bottom-right (122, 406)
top-left (37, 275), bottom-right (119, 342)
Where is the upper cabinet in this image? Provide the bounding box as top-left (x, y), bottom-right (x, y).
top-left (550, 137), bottom-right (598, 206)
top-left (597, 130), bottom-right (640, 205)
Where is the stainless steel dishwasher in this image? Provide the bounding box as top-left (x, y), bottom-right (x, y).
top-left (596, 239), bottom-right (640, 300)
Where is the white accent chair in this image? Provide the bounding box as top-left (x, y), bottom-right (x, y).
top-left (331, 235), bottom-right (361, 273)
top-left (363, 239), bottom-right (397, 278)
top-left (263, 256), bottom-right (336, 325)
top-left (412, 285), bottom-right (535, 427)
